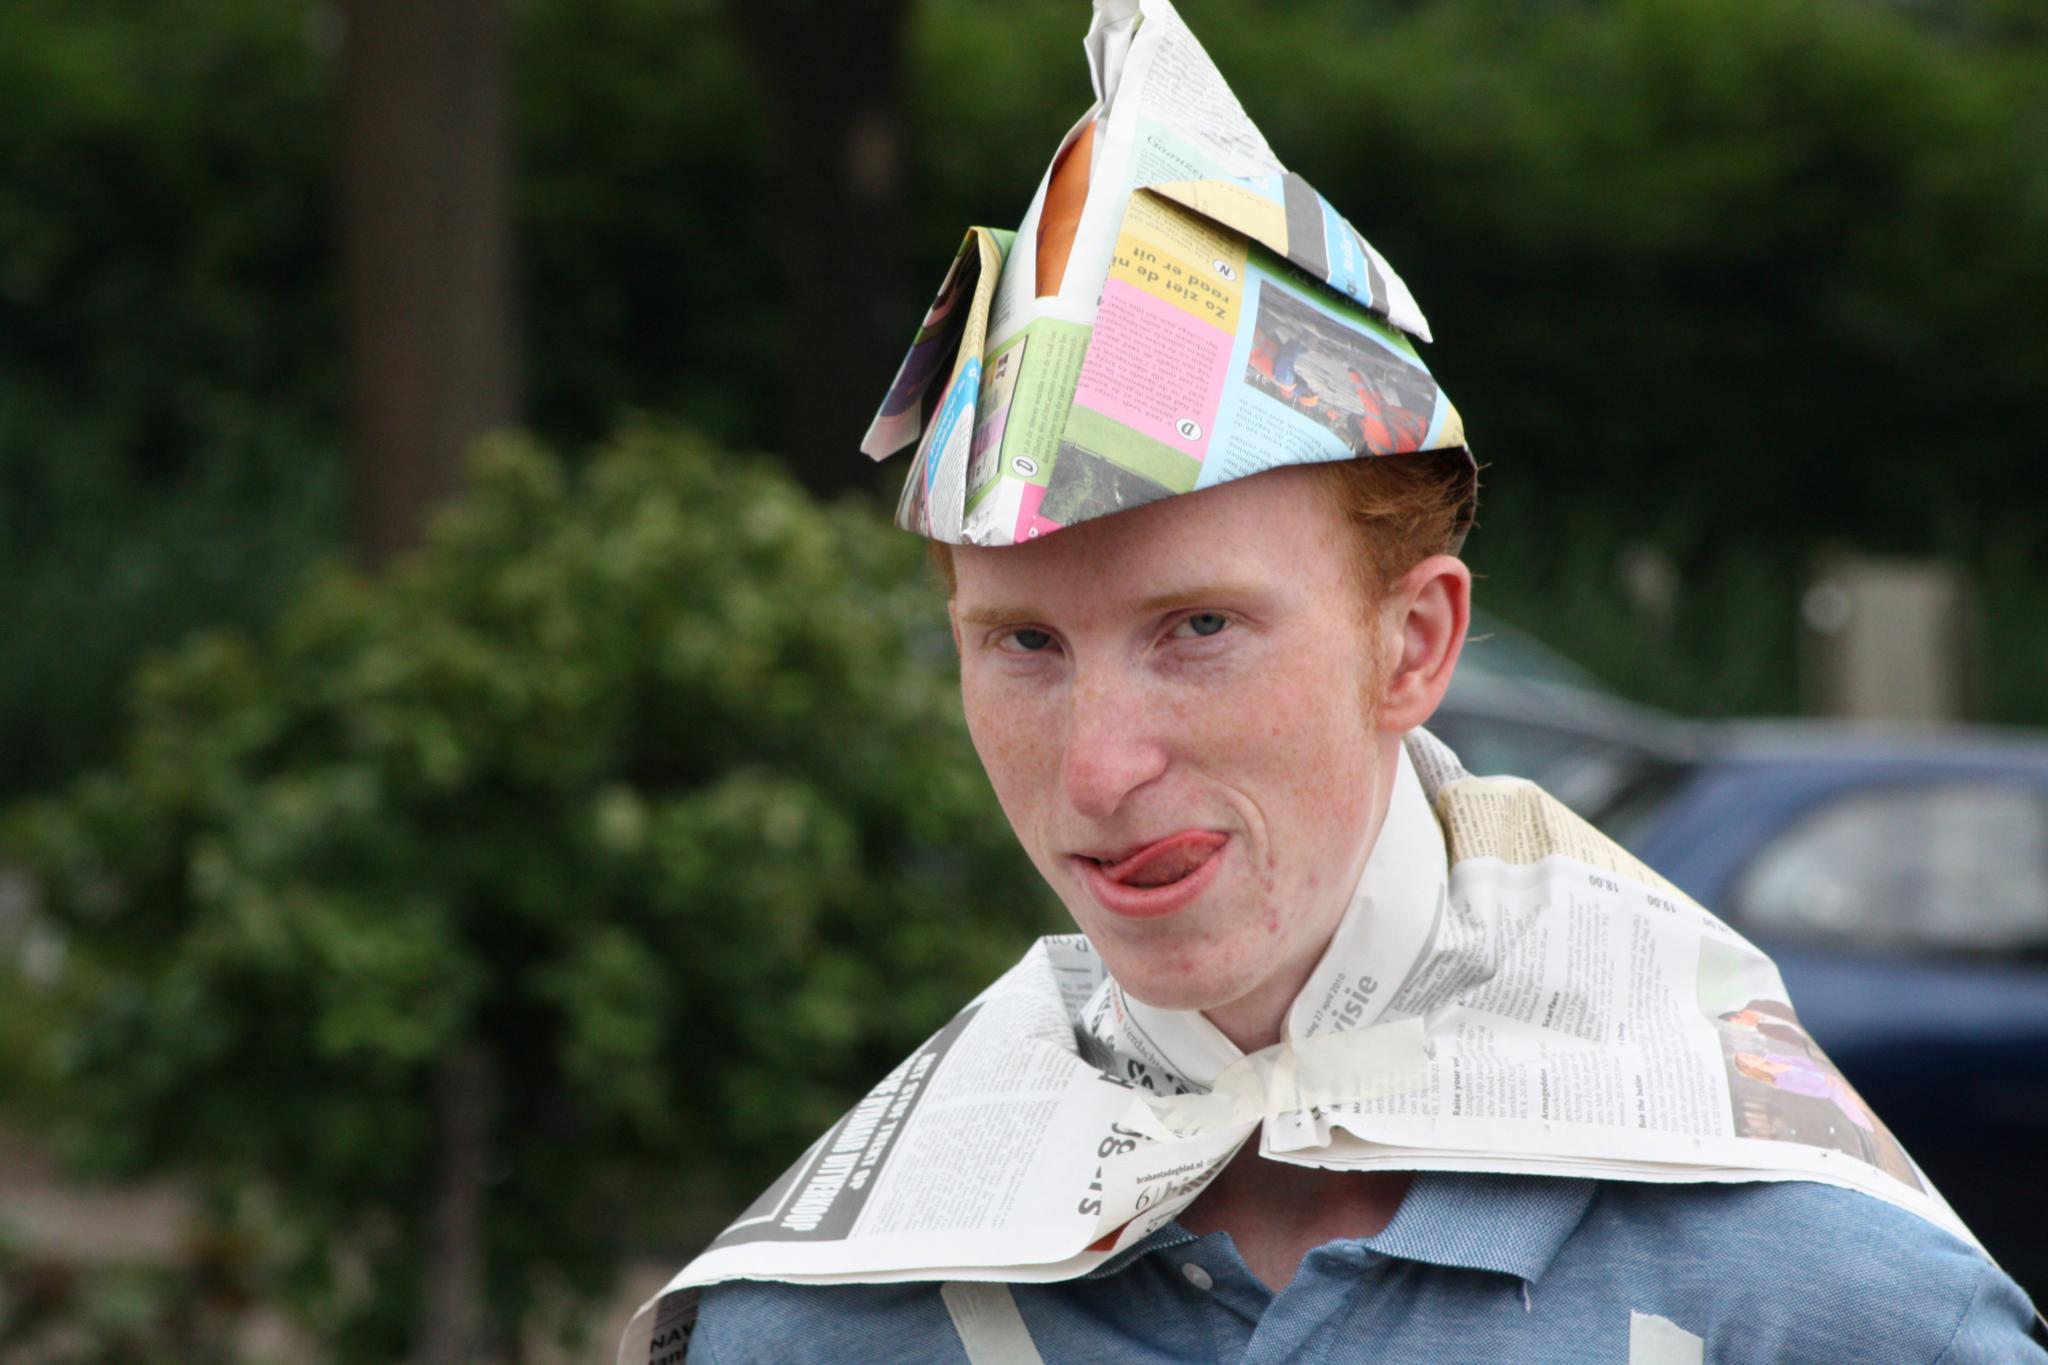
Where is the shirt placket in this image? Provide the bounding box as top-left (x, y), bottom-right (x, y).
top-left (1237, 1242), bottom-right (1385, 1365)
top-left (1169, 1238), bottom-right (1270, 1362)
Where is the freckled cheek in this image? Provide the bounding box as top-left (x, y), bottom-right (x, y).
top-left (1232, 673), bottom-right (1375, 893)
top-left (962, 684), bottom-right (1063, 838)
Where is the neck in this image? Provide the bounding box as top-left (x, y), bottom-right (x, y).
top-left (1199, 980), bottom-right (1297, 1057)
top-left (1179, 1138), bottom-right (1413, 1290)
top-left (1199, 733), bottom-right (1405, 1054)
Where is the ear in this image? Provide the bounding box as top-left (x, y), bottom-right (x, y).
top-left (1375, 554), bottom-right (1472, 734)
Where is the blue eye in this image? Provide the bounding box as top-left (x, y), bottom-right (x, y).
top-left (1006, 628), bottom-right (1055, 652)
top-left (1174, 613), bottom-right (1229, 639)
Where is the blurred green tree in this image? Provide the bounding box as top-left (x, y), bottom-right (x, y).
top-left (342, 0), bottom-right (519, 576)
top-left (4, 426), bottom-right (1050, 1360)
top-left (340, 4), bottom-right (520, 1350)
top-left (0, 1223), bottom-right (260, 1365)
top-left (721, 0), bottom-right (916, 497)
top-left (0, 0), bottom-right (344, 798)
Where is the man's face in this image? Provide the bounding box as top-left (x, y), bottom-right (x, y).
top-left (950, 467), bottom-right (1395, 1022)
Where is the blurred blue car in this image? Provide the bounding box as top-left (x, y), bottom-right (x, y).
top-left (1435, 617), bottom-right (2048, 1298)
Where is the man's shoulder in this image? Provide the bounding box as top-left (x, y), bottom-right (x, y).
top-left (681, 1178), bottom-right (2043, 1364)
top-left (687, 1277), bottom-right (955, 1365)
top-left (1561, 1177), bottom-right (2039, 1361)
top-left (1576, 1175), bottom-right (1986, 1287)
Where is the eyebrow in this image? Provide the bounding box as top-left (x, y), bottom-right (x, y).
top-left (955, 582), bottom-right (1269, 629)
top-left (954, 604), bottom-right (1047, 629)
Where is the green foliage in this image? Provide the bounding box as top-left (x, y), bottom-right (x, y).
top-left (0, 1225), bottom-right (259, 1365)
top-left (4, 426), bottom-right (1049, 1358)
top-left (0, 0), bottom-right (344, 797)
top-left (1266, 0), bottom-right (2048, 554)
top-left (514, 0), bottom-right (781, 448)
top-left (1465, 485), bottom-right (1802, 717)
top-left (1969, 532), bottom-right (2048, 728)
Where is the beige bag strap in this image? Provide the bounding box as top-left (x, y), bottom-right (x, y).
top-left (940, 1282), bottom-right (1046, 1365)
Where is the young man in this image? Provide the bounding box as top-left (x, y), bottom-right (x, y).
top-left (678, 456), bottom-right (2043, 1364)
top-left (641, 2), bottom-right (2045, 1358)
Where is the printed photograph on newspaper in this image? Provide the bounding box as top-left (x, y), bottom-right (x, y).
top-left (1698, 938), bottom-right (1921, 1188)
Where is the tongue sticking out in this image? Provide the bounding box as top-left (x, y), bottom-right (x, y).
top-left (1101, 832), bottom-right (1227, 888)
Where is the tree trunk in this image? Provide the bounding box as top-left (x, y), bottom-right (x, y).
top-left (342, 0), bottom-right (519, 570)
top-left (727, 0), bottom-right (911, 498)
top-left (414, 1046), bottom-right (496, 1365)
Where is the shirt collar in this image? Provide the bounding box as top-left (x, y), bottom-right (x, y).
top-left (1357, 1172), bottom-right (1596, 1283)
top-left (1088, 1173), bottom-right (1595, 1285)
top-left (1081, 1221), bottom-right (1199, 1280)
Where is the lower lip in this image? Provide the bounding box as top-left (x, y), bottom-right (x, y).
top-left (1074, 839), bottom-right (1228, 920)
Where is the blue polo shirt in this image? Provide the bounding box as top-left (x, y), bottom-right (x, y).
top-left (685, 1173), bottom-right (2044, 1362)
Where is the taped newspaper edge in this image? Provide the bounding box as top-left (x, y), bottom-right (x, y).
top-left (942, 1281), bottom-right (1049, 1365)
top-left (1628, 1310), bottom-right (1705, 1365)
top-left (619, 1285), bottom-right (697, 1365)
top-left (1138, 1016), bottom-right (1430, 1135)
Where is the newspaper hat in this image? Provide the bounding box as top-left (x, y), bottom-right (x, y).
top-left (861, 0), bottom-right (1473, 548)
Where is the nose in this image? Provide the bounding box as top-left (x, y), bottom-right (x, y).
top-left (1059, 667), bottom-right (1169, 821)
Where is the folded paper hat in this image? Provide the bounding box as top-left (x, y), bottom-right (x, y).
top-left (862, 0), bottom-right (1473, 548)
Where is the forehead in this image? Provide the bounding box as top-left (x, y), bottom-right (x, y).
top-left (949, 465), bottom-right (1352, 612)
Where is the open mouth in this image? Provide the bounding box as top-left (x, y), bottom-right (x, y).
top-left (1076, 831), bottom-right (1228, 918)
top-left (1094, 831), bottom-right (1228, 886)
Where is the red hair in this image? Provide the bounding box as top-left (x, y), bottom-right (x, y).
top-left (928, 451), bottom-right (1476, 603)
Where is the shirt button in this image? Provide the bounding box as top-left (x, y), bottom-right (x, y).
top-left (1182, 1262), bottom-right (1215, 1291)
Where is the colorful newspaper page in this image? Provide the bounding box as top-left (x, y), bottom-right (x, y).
top-left (860, 0), bottom-right (1471, 547)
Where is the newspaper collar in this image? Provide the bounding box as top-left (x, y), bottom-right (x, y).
top-left (1092, 741), bottom-right (1445, 1093)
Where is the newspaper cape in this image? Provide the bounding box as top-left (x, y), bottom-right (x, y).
top-left (860, 0), bottom-right (1470, 548)
top-left (622, 732), bottom-right (1972, 1363)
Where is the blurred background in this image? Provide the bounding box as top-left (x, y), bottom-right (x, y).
top-left (1, 0), bottom-right (2044, 1359)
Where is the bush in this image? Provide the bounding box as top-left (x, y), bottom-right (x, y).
top-left (0, 0), bottom-right (344, 798)
top-left (3, 425), bottom-right (1050, 1359)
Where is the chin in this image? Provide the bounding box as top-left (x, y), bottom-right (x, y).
top-left (1116, 975), bottom-right (1238, 1013)
top-left (1087, 933), bottom-right (1264, 1015)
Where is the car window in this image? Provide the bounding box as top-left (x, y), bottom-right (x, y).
top-left (1585, 763), bottom-right (1695, 851)
top-left (1426, 711), bottom-right (1680, 825)
top-left (1425, 715), bottom-right (1591, 786)
top-left (1733, 782), bottom-right (2048, 952)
